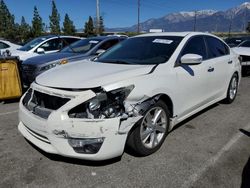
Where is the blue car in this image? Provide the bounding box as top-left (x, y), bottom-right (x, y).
top-left (21, 35), bottom-right (127, 86)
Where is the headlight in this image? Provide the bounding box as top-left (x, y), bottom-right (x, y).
top-left (68, 85), bottom-right (135, 119)
top-left (40, 59), bottom-right (68, 71)
top-left (40, 63), bottom-right (58, 71)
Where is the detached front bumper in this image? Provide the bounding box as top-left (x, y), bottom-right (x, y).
top-left (18, 84), bottom-right (139, 161)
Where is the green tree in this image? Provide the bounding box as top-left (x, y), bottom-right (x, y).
top-left (0, 0), bottom-right (16, 40)
top-left (19, 16), bottom-right (31, 42)
top-left (32, 6), bottom-right (43, 37)
top-left (62, 13), bottom-right (76, 35)
top-left (49, 0), bottom-right (60, 34)
top-left (84, 16), bottom-right (94, 36)
top-left (246, 21), bottom-right (250, 33)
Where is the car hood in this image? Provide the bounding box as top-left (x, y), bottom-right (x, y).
top-left (23, 52), bottom-right (80, 65)
top-left (232, 47), bottom-right (250, 56)
top-left (36, 60), bottom-right (155, 89)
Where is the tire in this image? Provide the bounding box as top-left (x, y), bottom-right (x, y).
top-left (126, 100), bottom-right (170, 156)
top-left (224, 73), bottom-right (238, 104)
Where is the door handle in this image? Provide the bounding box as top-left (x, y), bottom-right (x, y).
top-left (228, 60), bottom-right (233, 64)
top-left (208, 67), bottom-right (214, 72)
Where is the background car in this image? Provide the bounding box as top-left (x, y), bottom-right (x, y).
top-left (224, 36), bottom-right (250, 47)
top-left (18, 32), bottom-right (241, 161)
top-left (232, 40), bottom-right (250, 75)
top-left (0, 39), bottom-right (21, 56)
top-left (21, 35), bottom-right (127, 86)
top-left (11, 35), bottom-right (81, 61)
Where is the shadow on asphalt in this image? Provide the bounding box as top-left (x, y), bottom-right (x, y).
top-left (240, 128), bottom-right (250, 188)
top-left (171, 103), bottom-right (219, 132)
top-left (239, 129), bottom-right (250, 137)
top-left (241, 157), bottom-right (250, 188)
top-left (0, 98), bottom-right (20, 104)
top-left (25, 138), bottom-right (122, 166)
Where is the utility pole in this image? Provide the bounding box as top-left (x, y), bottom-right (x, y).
top-left (228, 14), bottom-right (233, 37)
top-left (193, 11), bottom-right (197, 31)
top-left (96, 0), bottom-right (100, 35)
top-left (137, 0), bottom-right (140, 34)
top-left (243, 7), bottom-right (247, 32)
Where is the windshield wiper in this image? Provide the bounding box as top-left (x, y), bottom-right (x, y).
top-left (100, 59), bottom-right (131, 64)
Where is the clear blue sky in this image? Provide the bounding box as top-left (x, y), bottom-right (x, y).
top-left (4, 0), bottom-right (248, 29)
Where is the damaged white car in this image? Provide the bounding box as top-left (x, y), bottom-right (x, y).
top-left (18, 32), bottom-right (241, 161)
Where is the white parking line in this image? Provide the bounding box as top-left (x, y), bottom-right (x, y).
top-left (0, 110), bottom-right (18, 116)
top-left (181, 122), bottom-right (250, 188)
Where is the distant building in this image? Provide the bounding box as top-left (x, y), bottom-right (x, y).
top-left (149, 29), bottom-right (164, 33)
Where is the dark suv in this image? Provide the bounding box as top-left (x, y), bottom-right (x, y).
top-left (22, 35), bottom-right (127, 86)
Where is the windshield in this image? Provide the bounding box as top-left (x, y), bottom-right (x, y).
top-left (19, 37), bottom-right (48, 51)
top-left (96, 36), bottom-right (183, 65)
top-left (238, 40), bottom-right (250, 47)
top-left (61, 38), bottom-right (102, 53)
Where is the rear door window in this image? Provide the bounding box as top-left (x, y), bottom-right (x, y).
top-left (98, 39), bottom-right (120, 50)
top-left (205, 36), bottom-right (229, 59)
top-left (62, 38), bottom-right (80, 48)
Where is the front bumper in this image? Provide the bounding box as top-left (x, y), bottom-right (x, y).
top-left (18, 84), bottom-right (140, 161)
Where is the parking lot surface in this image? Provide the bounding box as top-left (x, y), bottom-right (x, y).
top-left (0, 77), bottom-right (250, 188)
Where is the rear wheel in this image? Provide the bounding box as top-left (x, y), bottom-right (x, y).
top-left (224, 73), bottom-right (238, 104)
top-left (127, 100), bottom-right (170, 156)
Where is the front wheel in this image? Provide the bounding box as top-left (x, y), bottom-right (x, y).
top-left (224, 73), bottom-right (238, 104)
top-left (126, 100), bottom-right (170, 156)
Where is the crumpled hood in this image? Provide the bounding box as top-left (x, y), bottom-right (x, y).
top-left (23, 52), bottom-right (78, 65)
top-left (232, 47), bottom-right (250, 56)
top-left (36, 60), bottom-right (155, 89)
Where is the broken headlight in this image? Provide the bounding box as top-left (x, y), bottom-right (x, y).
top-left (68, 85), bottom-right (134, 119)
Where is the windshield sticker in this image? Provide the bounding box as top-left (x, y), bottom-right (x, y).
top-left (89, 40), bottom-right (99, 44)
top-left (153, 39), bottom-right (173, 44)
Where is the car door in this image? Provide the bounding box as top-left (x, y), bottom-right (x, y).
top-left (174, 36), bottom-right (213, 118)
top-left (37, 38), bottom-right (63, 54)
top-left (204, 36), bottom-right (232, 99)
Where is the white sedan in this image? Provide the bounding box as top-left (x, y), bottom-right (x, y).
top-left (232, 40), bottom-right (250, 75)
top-left (11, 35), bottom-right (81, 61)
top-left (18, 32), bottom-right (241, 160)
top-left (0, 39), bottom-right (20, 55)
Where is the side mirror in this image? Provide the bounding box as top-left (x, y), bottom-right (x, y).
top-left (181, 54), bottom-right (203, 65)
top-left (95, 49), bottom-right (105, 56)
top-left (37, 48), bottom-right (45, 54)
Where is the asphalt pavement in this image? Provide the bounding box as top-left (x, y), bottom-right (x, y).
top-left (0, 76), bottom-right (250, 188)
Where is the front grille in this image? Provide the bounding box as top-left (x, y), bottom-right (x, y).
top-left (21, 64), bottom-right (37, 85)
top-left (23, 89), bottom-right (70, 119)
top-left (241, 55), bottom-right (250, 62)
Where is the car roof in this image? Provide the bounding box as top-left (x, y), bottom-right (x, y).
top-left (36, 35), bottom-right (81, 40)
top-left (87, 35), bottom-right (127, 41)
top-left (134, 32), bottom-right (215, 38)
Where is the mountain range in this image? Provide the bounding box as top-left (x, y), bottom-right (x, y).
top-left (107, 2), bottom-right (250, 32)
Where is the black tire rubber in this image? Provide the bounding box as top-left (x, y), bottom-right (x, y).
top-left (224, 73), bottom-right (238, 104)
top-left (126, 100), bottom-right (170, 156)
